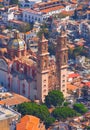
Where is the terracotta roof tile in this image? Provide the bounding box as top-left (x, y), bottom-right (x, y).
top-left (0, 0), bottom-right (3, 2)
top-left (16, 115), bottom-right (41, 130)
top-left (41, 5), bottom-right (64, 13)
top-left (0, 93), bottom-right (30, 106)
top-left (67, 83), bottom-right (77, 91)
top-left (68, 73), bottom-right (80, 78)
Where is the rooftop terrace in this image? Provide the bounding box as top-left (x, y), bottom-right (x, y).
top-left (0, 105), bottom-right (20, 120)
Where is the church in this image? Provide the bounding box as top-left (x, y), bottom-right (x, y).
top-left (0, 30), bottom-right (68, 102)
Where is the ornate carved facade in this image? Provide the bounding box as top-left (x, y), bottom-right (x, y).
top-left (56, 30), bottom-right (68, 97)
top-left (0, 31), bottom-right (68, 102)
top-left (37, 34), bottom-right (49, 102)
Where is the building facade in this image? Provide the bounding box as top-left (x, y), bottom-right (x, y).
top-left (0, 31), bottom-right (68, 102)
top-left (37, 34), bottom-right (49, 102)
top-left (56, 30), bottom-right (68, 97)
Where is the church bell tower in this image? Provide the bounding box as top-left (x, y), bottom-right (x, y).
top-left (37, 34), bottom-right (49, 102)
top-left (56, 30), bottom-right (68, 97)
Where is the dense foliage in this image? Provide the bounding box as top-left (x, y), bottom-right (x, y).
top-left (17, 102), bottom-right (49, 121)
top-left (17, 102), bottom-right (55, 128)
top-left (19, 23), bottom-right (31, 32)
top-left (45, 117), bottom-right (55, 128)
top-left (86, 126), bottom-right (90, 130)
top-left (63, 102), bottom-right (69, 106)
top-left (73, 103), bottom-right (88, 114)
top-left (68, 46), bottom-right (88, 59)
top-left (52, 107), bottom-right (77, 120)
top-left (17, 92), bottom-right (87, 128)
top-left (37, 23), bottom-right (49, 39)
top-left (45, 90), bottom-right (64, 107)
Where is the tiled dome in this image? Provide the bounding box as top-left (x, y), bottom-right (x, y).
top-left (8, 38), bottom-right (25, 50)
top-left (8, 32), bottom-right (25, 51)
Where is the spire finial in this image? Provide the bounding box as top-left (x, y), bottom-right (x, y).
top-left (60, 25), bottom-right (66, 36)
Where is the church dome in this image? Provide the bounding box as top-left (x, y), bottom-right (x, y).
top-left (8, 32), bottom-right (25, 51)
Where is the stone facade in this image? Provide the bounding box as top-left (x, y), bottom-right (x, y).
top-left (56, 31), bottom-right (68, 97)
top-left (0, 32), bottom-right (68, 102)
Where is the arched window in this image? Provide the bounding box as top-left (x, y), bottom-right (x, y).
top-left (22, 83), bottom-right (25, 94)
top-left (64, 55), bottom-right (66, 63)
top-left (43, 60), bottom-right (47, 68)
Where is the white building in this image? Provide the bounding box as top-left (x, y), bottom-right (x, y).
top-left (19, 0), bottom-right (42, 8)
top-left (22, 8), bottom-right (46, 23)
top-left (1, 5), bottom-right (18, 23)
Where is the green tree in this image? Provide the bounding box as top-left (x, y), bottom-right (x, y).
top-left (10, 0), bottom-right (19, 5)
top-left (37, 23), bottom-right (49, 39)
top-left (19, 23), bottom-right (31, 33)
top-left (45, 117), bottom-right (55, 128)
top-left (0, 4), bottom-right (3, 8)
top-left (17, 102), bottom-right (49, 121)
top-left (17, 102), bottom-right (55, 128)
top-left (73, 46), bottom-right (85, 58)
top-left (45, 90), bottom-right (64, 107)
top-left (63, 102), bottom-right (69, 107)
top-left (86, 126), bottom-right (90, 130)
top-left (68, 46), bottom-right (87, 59)
top-left (52, 107), bottom-right (77, 120)
top-left (73, 103), bottom-right (88, 114)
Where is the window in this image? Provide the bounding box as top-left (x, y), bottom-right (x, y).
top-left (63, 80), bottom-right (65, 83)
top-left (35, 17), bottom-right (37, 20)
top-left (22, 89), bottom-right (25, 94)
top-left (64, 55), bottom-right (66, 63)
top-left (62, 84), bottom-right (65, 87)
top-left (43, 89), bottom-right (46, 93)
top-left (63, 90), bottom-right (65, 92)
top-left (38, 18), bottom-right (40, 21)
top-left (43, 85), bottom-right (46, 87)
top-left (43, 79), bottom-right (46, 83)
top-left (63, 75), bottom-right (65, 77)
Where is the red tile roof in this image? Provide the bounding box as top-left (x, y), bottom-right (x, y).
top-left (0, 0), bottom-right (3, 2)
top-left (68, 73), bottom-right (80, 78)
top-left (16, 115), bottom-right (41, 130)
top-left (67, 83), bottom-right (77, 91)
top-left (41, 5), bottom-right (64, 13)
top-left (85, 82), bottom-right (90, 87)
top-left (0, 93), bottom-right (30, 106)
